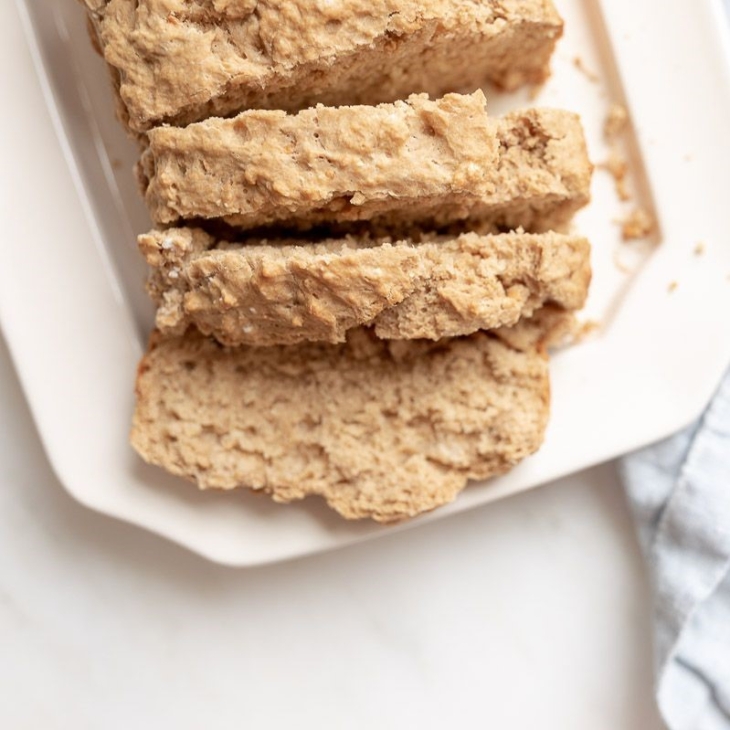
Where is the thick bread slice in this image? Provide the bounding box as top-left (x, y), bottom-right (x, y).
top-left (140, 227), bottom-right (591, 346)
top-left (131, 317), bottom-right (556, 522)
top-left (82, 0), bottom-right (563, 133)
top-left (140, 95), bottom-right (592, 232)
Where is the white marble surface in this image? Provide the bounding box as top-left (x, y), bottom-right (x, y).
top-left (0, 2), bottom-right (666, 727)
top-left (0, 329), bottom-right (663, 729)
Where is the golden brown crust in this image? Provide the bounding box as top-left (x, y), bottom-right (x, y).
top-left (140, 227), bottom-right (591, 346)
top-left (86, 0), bottom-right (563, 132)
top-left (131, 320), bottom-right (552, 522)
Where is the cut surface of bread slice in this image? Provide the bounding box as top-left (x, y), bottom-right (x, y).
top-left (140, 94), bottom-right (592, 233)
top-left (131, 316), bottom-right (558, 522)
top-left (140, 227), bottom-right (591, 346)
top-left (82, 0), bottom-right (563, 133)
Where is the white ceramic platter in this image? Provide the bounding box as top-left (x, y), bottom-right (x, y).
top-left (2, 0), bottom-right (730, 566)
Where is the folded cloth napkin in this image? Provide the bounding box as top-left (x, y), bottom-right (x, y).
top-left (620, 367), bottom-right (730, 730)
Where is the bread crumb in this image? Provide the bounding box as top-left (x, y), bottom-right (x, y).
top-left (694, 242), bottom-right (705, 256)
top-left (575, 319), bottom-right (601, 341)
top-left (668, 281), bottom-right (678, 293)
top-left (546, 317), bottom-right (601, 349)
top-left (528, 81), bottom-right (545, 101)
top-left (111, 157), bottom-right (123, 171)
top-left (604, 104), bottom-right (629, 140)
top-left (601, 105), bottom-right (632, 201)
top-left (601, 150), bottom-right (631, 201)
top-left (613, 248), bottom-right (633, 274)
top-left (621, 208), bottom-right (655, 241)
top-left (573, 56), bottom-right (599, 83)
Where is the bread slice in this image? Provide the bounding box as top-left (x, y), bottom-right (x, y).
top-left (82, 0), bottom-right (563, 133)
top-left (140, 227), bottom-right (591, 346)
top-left (140, 92), bottom-right (496, 226)
top-left (140, 94), bottom-right (592, 233)
top-left (131, 315), bottom-right (559, 522)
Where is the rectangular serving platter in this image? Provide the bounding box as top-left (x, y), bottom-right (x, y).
top-left (1, 0), bottom-right (729, 565)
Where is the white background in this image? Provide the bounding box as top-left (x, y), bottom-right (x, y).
top-left (0, 0), bottom-right (684, 726)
